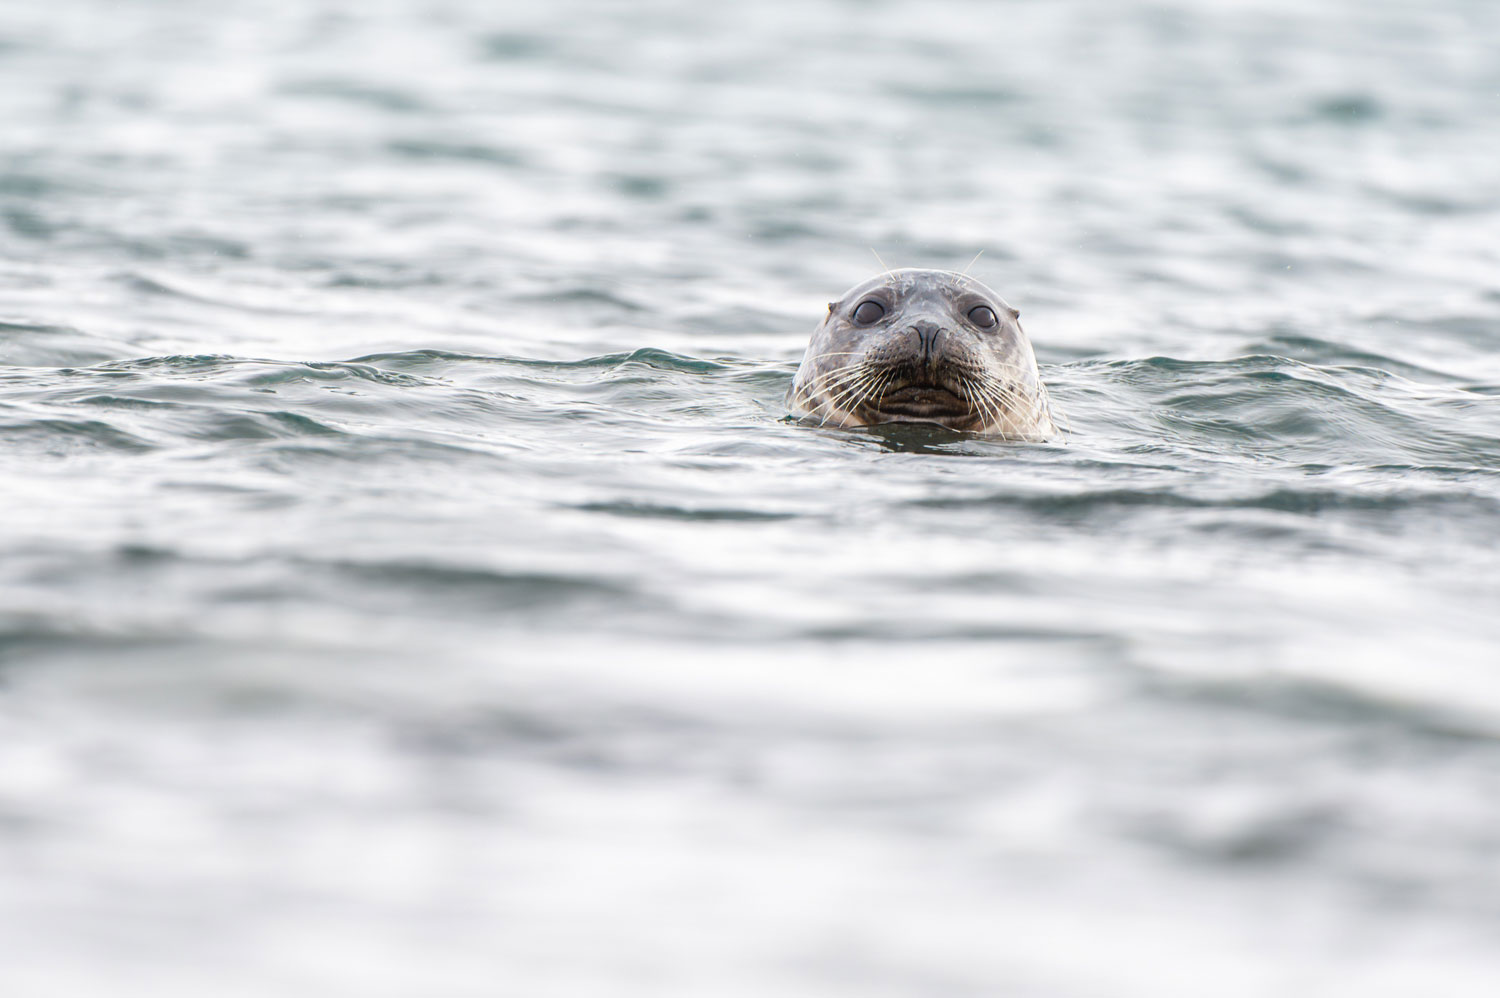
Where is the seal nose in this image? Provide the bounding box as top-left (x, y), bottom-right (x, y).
top-left (909, 319), bottom-right (945, 368)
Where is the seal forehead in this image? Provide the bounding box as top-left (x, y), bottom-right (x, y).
top-left (836, 268), bottom-right (1010, 309)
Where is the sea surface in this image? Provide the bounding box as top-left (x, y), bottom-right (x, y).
top-left (4, 1), bottom-right (1500, 995)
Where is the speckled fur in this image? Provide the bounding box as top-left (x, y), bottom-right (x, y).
top-left (788, 269), bottom-right (1055, 439)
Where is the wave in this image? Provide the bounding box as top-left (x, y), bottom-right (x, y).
top-left (1048, 354), bottom-right (1500, 470)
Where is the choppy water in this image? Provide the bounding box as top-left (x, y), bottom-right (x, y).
top-left (5, 1), bottom-right (1500, 994)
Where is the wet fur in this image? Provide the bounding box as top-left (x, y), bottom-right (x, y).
top-left (788, 269), bottom-right (1055, 439)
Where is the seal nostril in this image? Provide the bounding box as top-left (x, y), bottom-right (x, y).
top-left (909, 321), bottom-right (943, 364)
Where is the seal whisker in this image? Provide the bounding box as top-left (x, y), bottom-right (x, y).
top-left (969, 380), bottom-right (998, 433)
top-left (857, 365), bottom-right (902, 416)
top-left (956, 379), bottom-right (980, 429)
top-left (973, 372), bottom-right (1030, 417)
top-left (793, 370), bottom-right (853, 423)
top-left (816, 378), bottom-right (861, 422)
top-left (1002, 379), bottom-right (1053, 435)
top-left (964, 376), bottom-right (1001, 434)
top-left (811, 364), bottom-right (881, 425)
top-left (807, 375), bottom-right (854, 426)
top-left (968, 373), bottom-right (1028, 434)
top-left (872, 366), bottom-right (900, 413)
top-left (825, 365), bottom-right (886, 420)
top-left (840, 365), bottom-right (898, 425)
top-left (802, 361), bottom-right (871, 404)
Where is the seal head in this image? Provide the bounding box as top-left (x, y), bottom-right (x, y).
top-left (788, 269), bottom-right (1055, 438)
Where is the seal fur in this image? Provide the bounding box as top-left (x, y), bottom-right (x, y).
top-left (788, 269), bottom-right (1055, 438)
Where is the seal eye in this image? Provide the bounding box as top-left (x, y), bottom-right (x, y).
top-left (852, 300), bottom-right (885, 324)
top-left (968, 305), bottom-right (999, 329)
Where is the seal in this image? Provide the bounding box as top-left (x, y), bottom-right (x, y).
top-left (788, 269), bottom-right (1055, 438)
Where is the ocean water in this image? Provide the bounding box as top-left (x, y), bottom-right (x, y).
top-left (4, 0), bottom-right (1500, 994)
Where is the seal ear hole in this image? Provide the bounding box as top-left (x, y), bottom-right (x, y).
top-left (853, 300), bottom-right (886, 324)
top-left (968, 305), bottom-right (999, 329)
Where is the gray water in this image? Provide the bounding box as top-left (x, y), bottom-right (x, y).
top-left (5, 1), bottom-right (1500, 994)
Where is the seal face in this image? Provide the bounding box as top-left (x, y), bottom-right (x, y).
top-left (788, 269), bottom-right (1055, 438)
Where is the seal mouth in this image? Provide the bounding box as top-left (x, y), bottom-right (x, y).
top-left (870, 383), bottom-right (972, 418)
